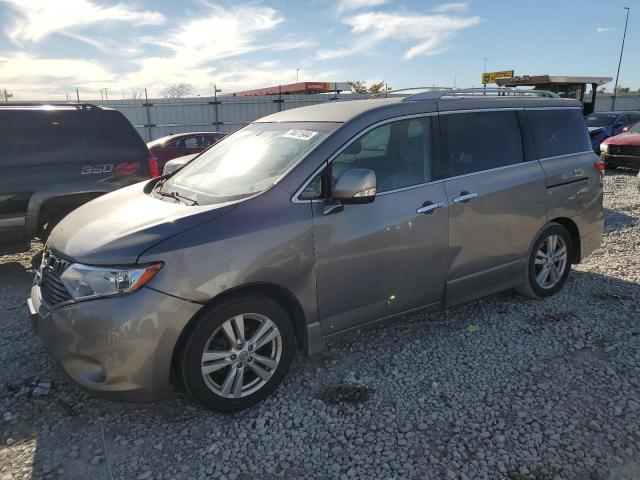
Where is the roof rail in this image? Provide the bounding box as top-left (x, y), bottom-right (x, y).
top-left (0, 102), bottom-right (100, 109)
top-left (366, 86), bottom-right (455, 99)
top-left (402, 87), bottom-right (560, 102)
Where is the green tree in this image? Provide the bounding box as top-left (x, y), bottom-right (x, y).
top-left (348, 80), bottom-right (368, 94)
top-left (368, 81), bottom-right (391, 94)
top-left (615, 86), bottom-right (630, 94)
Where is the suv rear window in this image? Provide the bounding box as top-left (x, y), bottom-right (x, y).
top-left (527, 109), bottom-right (591, 158)
top-left (441, 111), bottom-right (524, 177)
top-left (0, 109), bottom-right (147, 162)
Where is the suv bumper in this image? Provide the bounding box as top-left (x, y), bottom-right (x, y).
top-left (28, 284), bottom-right (202, 402)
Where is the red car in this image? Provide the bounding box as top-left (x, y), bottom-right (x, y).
top-left (147, 132), bottom-right (225, 170)
top-left (600, 121), bottom-right (640, 171)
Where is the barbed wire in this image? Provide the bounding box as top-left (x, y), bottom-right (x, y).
top-left (0, 82), bottom-right (346, 102)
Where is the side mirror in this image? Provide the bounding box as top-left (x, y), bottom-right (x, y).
top-left (333, 168), bottom-right (376, 204)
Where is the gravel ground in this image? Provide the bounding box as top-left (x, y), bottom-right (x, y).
top-left (1, 171), bottom-right (639, 480)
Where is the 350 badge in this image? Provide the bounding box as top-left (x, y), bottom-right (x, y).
top-left (80, 163), bottom-right (140, 175)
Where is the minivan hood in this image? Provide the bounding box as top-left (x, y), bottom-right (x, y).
top-left (48, 181), bottom-right (235, 265)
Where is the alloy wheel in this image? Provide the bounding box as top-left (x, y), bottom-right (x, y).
top-left (200, 313), bottom-right (282, 398)
top-left (534, 234), bottom-right (568, 289)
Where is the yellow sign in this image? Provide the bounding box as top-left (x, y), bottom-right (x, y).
top-left (482, 70), bottom-right (514, 84)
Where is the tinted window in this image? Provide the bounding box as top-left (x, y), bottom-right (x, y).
top-left (0, 109), bottom-right (146, 163)
top-left (443, 111), bottom-right (524, 177)
top-left (527, 109), bottom-right (591, 158)
top-left (331, 118), bottom-right (432, 194)
top-left (584, 113), bottom-right (617, 128)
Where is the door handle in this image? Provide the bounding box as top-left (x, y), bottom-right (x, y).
top-left (453, 191), bottom-right (478, 204)
top-left (416, 201), bottom-right (445, 214)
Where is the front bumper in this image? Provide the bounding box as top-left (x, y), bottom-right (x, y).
top-left (29, 284), bottom-right (202, 402)
top-left (603, 153), bottom-right (640, 170)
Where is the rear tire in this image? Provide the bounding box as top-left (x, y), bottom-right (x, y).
top-left (516, 223), bottom-right (573, 299)
top-left (179, 295), bottom-right (295, 412)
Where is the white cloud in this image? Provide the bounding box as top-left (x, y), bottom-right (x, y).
top-left (433, 2), bottom-right (469, 13)
top-left (343, 11), bottom-right (481, 59)
top-left (315, 48), bottom-right (355, 60)
top-left (123, 4), bottom-right (285, 87)
top-left (0, 53), bottom-right (115, 87)
top-left (596, 27), bottom-right (615, 32)
top-left (337, 0), bottom-right (388, 12)
top-left (3, 0), bottom-right (165, 44)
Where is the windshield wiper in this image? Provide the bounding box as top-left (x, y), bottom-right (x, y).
top-left (155, 189), bottom-right (199, 206)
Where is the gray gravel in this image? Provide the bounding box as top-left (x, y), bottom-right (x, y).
top-left (1, 171), bottom-right (639, 480)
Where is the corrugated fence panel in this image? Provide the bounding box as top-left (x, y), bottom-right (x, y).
top-left (595, 94), bottom-right (640, 112)
top-left (96, 92), bottom-right (640, 140)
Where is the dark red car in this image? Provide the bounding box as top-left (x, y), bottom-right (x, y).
top-left (600, 121), bottom-right (640, 171)
top-left (147, 132), bottom-right (225, 170)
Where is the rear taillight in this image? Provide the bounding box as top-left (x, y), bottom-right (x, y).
top-left (594, 160), bottom-right (606, 176)
top-left (148, 156), bottom-right (160, 178)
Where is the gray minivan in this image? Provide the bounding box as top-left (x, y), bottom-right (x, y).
top-left (28, 91), bottom-right (604, 411)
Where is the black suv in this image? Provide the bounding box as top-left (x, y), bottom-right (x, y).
top-left (0, 103), bottom-right (158, 253)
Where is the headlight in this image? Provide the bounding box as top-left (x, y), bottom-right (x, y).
top-left (60, 262), bottom-right (163, 301)
top-left (600, 143), bottom-right (609, 153)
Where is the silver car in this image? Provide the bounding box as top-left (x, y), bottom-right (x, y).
top-left (28, 91), bottom-right (604, 411)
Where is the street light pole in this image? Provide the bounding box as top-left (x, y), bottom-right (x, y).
top-left (612, 6), bottom-right (630, 110)
top-left (482, 57), bottom-right (488, 92)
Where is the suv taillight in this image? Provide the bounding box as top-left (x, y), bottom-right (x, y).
top-left (148, 156), bottom-right (160, 178)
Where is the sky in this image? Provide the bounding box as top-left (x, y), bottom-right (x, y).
top-left (0, 0), bottom-right (637, 99)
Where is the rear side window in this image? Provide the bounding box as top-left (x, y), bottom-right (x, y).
top-left (0, 109), bottom-right (146, 162)
top-left (527, 109), bottom-right (591, 158)
top-left (442, 111), bottom-right (524, 177)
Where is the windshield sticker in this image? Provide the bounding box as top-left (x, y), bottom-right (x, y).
top-left (282, 129), bottom-right (318, 141)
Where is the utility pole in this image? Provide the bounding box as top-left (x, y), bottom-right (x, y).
top-left (76, 88), bottom-right (80, 102)
top-left (482, 57), bottom-right (488, 92)
top-left (612, 6), bottom-right (630, 110)
top-left (296, 68), bottom-right (301, 83)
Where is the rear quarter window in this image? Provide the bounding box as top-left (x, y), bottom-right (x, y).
top-left (527, 109), bottom-right (591, 158)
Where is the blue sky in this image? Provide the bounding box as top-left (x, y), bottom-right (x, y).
top-left (0, 0), bottom-right (637, 99)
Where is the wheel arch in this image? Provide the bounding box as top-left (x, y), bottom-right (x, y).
top-left (549, 217), bottom-right (581, 264)
top-left (25, 186), bottom-right (113, 238)
top-left (171, 282), bottom-right (316, 374)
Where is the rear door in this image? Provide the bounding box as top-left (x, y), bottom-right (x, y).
top-left (440, 109), bottom-right (547, 305)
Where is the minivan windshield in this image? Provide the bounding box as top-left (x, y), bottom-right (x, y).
top-left (159, 122), bottom-right (338, 204)
top-left (584, 113), bottom-right (618, 128)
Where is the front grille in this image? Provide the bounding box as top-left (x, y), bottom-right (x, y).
top-left (39, 251), bottom-right (73, 306)
top-left (609, 144), bottom-right (640, 156)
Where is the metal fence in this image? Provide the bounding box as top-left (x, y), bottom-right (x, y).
top-left (6, 89), bottom-right (638, 142)
top-left (96, 92), bottom-right (640, 142)
top-left (592, 93), bottom-right (640, 113)
top-left (97, 93), bottom-right (368, 141)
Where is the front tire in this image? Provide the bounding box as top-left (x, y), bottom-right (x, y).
top-left (516, 223), bottom-right (573, 299)
top-left (179, 295), bottom-right (295, 412)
